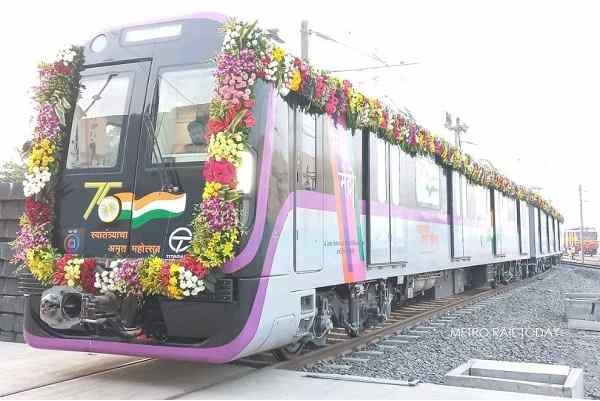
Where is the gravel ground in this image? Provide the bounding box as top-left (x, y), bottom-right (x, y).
top-left (307, 265), bottom-right (600, 399)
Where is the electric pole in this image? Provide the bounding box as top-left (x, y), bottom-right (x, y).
top-left (444, 112), bottom-right (469, 150)
top-left (579, 184), bottom-right (585, 263)
top-left (301, 20), bottom-right (309, 61)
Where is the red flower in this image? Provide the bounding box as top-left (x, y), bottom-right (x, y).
top-left (53, 254), bottom-right (73, 285)
top-left (159, 263), bottom-right (171, 290)
top-left (80, 258), bottom-right (97, 294)
top-left (342, 80), bottom-right (352, 96)
top-left (244, 112), bottom-right (256, 128)
top-left (24, 197), bottom-right (53, 226)
top-left (203, 158), bottom-right (237, 187)
top-left (225, 105), bottom-right (242, 124)
top-left (243, 99), bottom-right (255, 109)
top-left (380, 111), bottom-right (388, 129)
top-left (206, 118), bottom-right (228, 139)
top-left (180, 255), bottom-right (207, 279)
top-left (315, 76), bottom-right (326, 99)
top-left (325, 92), bottom-right (338, 115)
top-left (53, 61), bottom-right (72, 76)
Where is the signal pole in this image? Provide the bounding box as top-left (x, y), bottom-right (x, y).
top-left (579, 184), bottom-right (585, 263)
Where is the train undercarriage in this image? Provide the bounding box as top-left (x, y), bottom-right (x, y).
top-left (273, 256), bottom-right (559, 360)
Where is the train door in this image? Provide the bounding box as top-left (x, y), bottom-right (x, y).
top-left (492, 190), bottom-right (504, 256)
top-left (56, 61), bottom-right (151, 256)
top-left (451, 171), bottom-right (466, 259)
top-left (368, 134), bottom-right (391, 264)
top-left (294, 111), bottom-right (324, 272)
top-left (130, 64), bottom-right (215, 258)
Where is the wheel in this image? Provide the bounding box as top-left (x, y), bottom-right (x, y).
top-left (272, 341), bottom-right (305, 361)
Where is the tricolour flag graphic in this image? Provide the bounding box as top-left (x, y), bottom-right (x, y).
top-left (114, 192), bottom-right (186, 229)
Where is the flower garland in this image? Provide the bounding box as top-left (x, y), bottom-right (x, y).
top-left (201, 19), bottom-right (563, 224)
top-left (12, 46), bottom-right (83, 281)
top-left (13, 19), bottom-right (563, 302)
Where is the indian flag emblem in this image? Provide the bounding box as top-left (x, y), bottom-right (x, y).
top-left (114, 192), bottom-right (186, 229)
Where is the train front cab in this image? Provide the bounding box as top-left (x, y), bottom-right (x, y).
top-left (22, 14), bottom-right (303, 363)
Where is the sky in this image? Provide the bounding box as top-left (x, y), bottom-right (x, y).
top-left (1, 0), bottom-right (599, 231)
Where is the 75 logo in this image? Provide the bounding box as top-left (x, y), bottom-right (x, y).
top-left (83, 182), bottom-right (122, 220)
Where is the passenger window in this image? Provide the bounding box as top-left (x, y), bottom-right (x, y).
top-left (415, 156), bottom-right (440, 208)
top-left (399, 150), bottom-right (413, 205)
top-left (389, 146), bottom-right (400, 206)
top-left (373, 137), bottom-right (387, 203)
top-left (66, 73), bottom-right (131, 169)
top-left (153, 67), bottom-right (215, 164)
top-left (297, 113), bottom-right (317, 190)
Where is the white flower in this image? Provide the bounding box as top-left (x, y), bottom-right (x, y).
top-left (59, 49), bottom-right (76, 63)
top-left (23, 166), bottom-right (52, 196)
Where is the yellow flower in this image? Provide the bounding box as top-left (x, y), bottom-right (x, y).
top-left (140, 256), bottom-right (164, 295)
top-left (26, 247), bottom-right (55, 285)
top-left (208, 132), bottom-right (243, 166)
top-left (166, 264), bottom-right (183, 300)
top-left (428, 136), bottom-right (436, 154)
top-left (27, 138), bottom-right (56, 171)
top-left (349, 91), bottom-right (365, 115)
top-left (289, 69), bottom-right (302, 92)
top-left (272, 47), bottom-right (285, 63)
top-left (203, 182), bottom-right (223, 200)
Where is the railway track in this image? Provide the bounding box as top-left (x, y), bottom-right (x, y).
top-left (237, 265), bottom-right (556, 371)
top-left (561, 260), bottom-right (600, 269)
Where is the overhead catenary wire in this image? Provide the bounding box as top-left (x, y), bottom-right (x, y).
top-left (330, 62), bottom-right (419, 73)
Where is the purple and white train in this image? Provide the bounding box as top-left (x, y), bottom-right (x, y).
top-left (23, 13), bottom-right (562, 362)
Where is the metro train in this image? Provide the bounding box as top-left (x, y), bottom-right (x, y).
top-left (21, 13), bottom-right (562, 363)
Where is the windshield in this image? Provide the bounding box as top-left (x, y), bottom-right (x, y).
top-left (66, 73), bottom-right (132, 169)
top-left (153, 67), bottom-right (215, 164)
top-left (583, 232), bottom-right (598, 240)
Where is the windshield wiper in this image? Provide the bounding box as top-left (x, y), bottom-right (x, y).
top-left (143, 79), bottom-right (181, 193)
top-left (83, 73), bottom-right (116, 116)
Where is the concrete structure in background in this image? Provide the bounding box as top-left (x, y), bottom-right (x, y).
top-left (445, 359), bottom-right (584, 398)
top-left (0, 183), bottom-right (25, 343)
top-left (565, 292), bottom-right (600, 331)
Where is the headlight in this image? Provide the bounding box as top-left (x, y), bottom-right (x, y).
top-left (237, 150), bottom-right (255, 194)
top-left (90, 34), bottom-right (108, 53)
top-left (98, 195), bottom-right (121, 223)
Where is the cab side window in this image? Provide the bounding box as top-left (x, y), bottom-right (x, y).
top-left (297, 113), bottom-right (318, 190)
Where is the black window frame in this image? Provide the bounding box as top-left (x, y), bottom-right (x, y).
top-left (65, 70), bottom-right (135, 174)
top-left (143, 63), bottom-right (217, 171)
